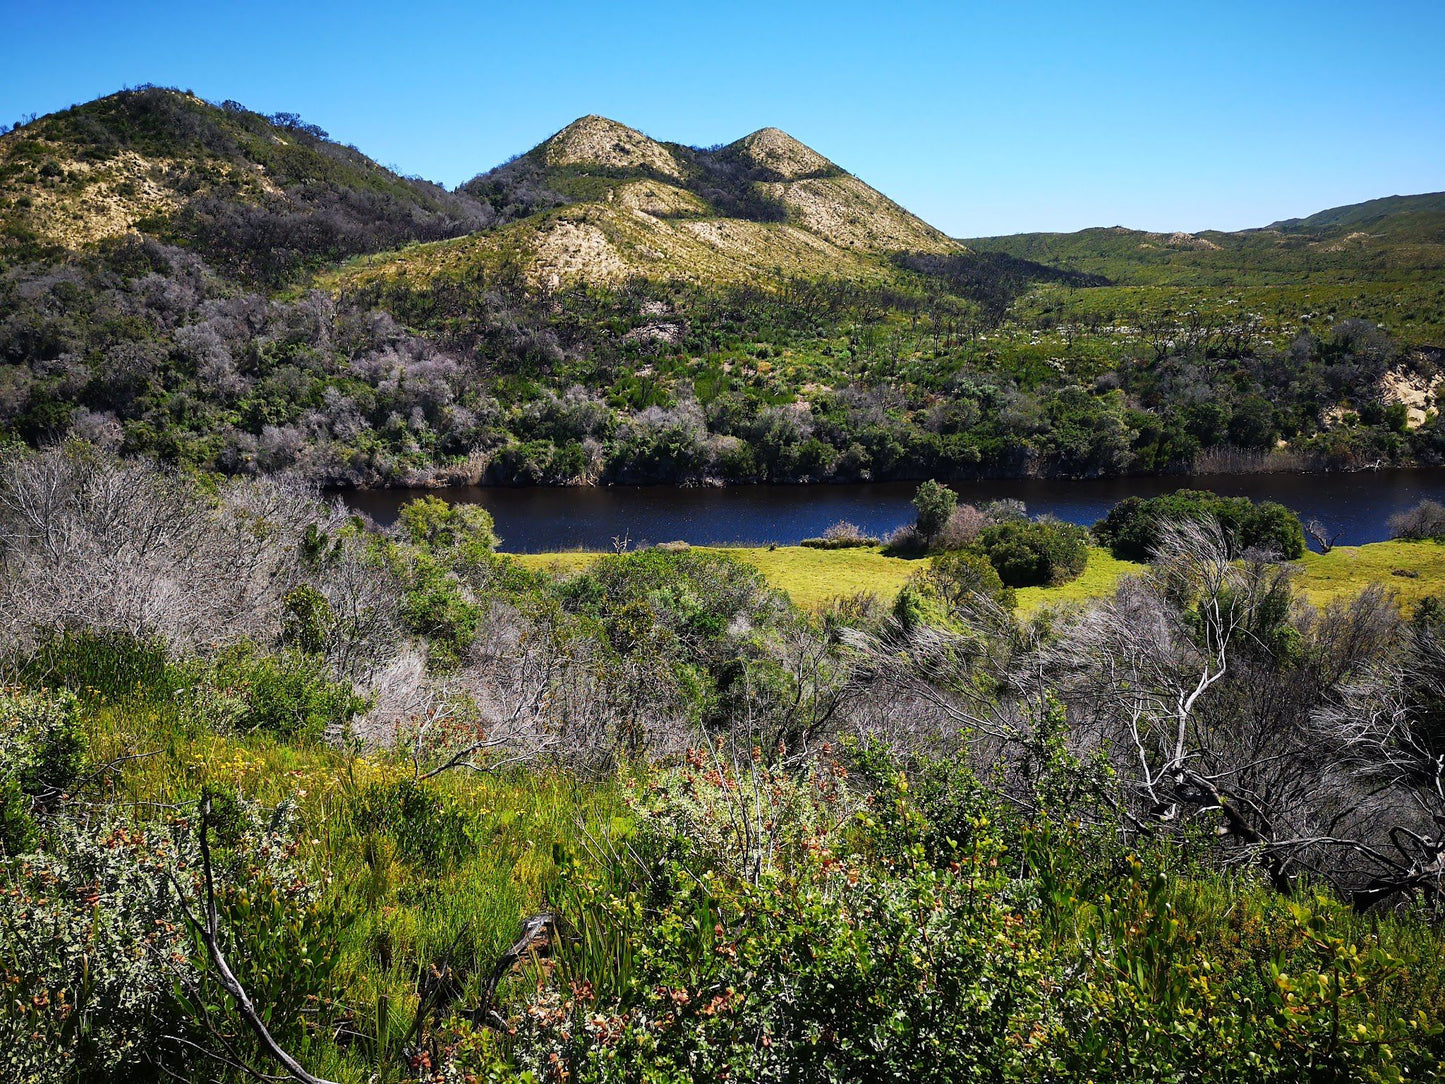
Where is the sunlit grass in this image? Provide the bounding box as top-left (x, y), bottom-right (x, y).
top-left (514, 540), bottom-right (1445, 616)
top-left (513, 545), bottom-right (923, 610)
top-left (1295, 540), bottom-right (1445, 609)
top-left (78, 688), bottom-right (626, 1082)
top-left (1016, 549), bottom-right (1145, 612)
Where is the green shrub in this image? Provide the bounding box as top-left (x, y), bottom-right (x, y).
top-left (1095, 490), bottom-right (1305, 561)
top-left (563, 548), bottom-right (774, 649)
top-left (397, 494), bottom-right (498, 555)
top-left (0, 689), bottom-right (85, 854)
top-left (398, 555), bottom-right (483, 670)
top-left (974, 519), bottom-right (1090, 587)
top-left (212, 645), bottom-right (365, 741)
top-left (478, 761), bottom-right (1445, 1084)
top-left (0, 817), bottom-right (190, 1080)
top-left (352, 778), bottom-right (474, 871)
top-left (895, 550), bottom-right (1015, 629)
top-left (280, 584), bottom-right (333, 654)
top-left (0, 796), bottom-right (341, 1084)
top-left (20, 629), bottom-right (182, 702)
top-left (912, 478), bottom-right (958, 539)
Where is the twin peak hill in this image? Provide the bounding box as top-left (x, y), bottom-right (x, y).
top-left (338, 113), bottom-right (964, 294)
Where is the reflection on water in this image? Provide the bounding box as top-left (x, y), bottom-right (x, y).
top-left (340, 470), bottom-right (1445, 553)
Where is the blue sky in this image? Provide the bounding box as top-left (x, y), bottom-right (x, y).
top-left (3, 0), bottom-right (1442, 236)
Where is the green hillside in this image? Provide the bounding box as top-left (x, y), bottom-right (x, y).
top-left (0, 86), bottom-right (492, 283)
top-left (1268, 190), bottom-right (1445, 237)
top-left (331, 114), bottom-right (963, 293)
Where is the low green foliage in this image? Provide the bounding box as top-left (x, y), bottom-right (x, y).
top-left (895, 550), bottom-right (1015, 630)
top-left (0, 689), bottom-right (85, 854)
top-left (474, 753), bottom-right (1445, 1083)
top-left (212, 644), bottom-right (367, 741)
top-left (20, 629), bottom-right (181, 702)
top-left (1095, 489), bottom-right (1306, 561)
top-left (352, 778), bottom-right (475, 872)
top-left (974, 518), bottom-right (1091, 587)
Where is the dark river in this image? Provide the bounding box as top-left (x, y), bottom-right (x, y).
top-left (340, 469), bottom-right (1445, 553)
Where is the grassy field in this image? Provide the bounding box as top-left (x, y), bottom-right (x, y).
top-left (1295, 540), bottom-right (1445, 608)
top-left (512, 540), bottom-right (1445, 613)
top-left (81, 684), bottom-right (624, 1078)
top-left (512, 544), bottom-right (1144, 611)
top-left (514, 545), bottom-right (921, 609)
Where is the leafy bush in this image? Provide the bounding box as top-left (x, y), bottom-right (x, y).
top-left (280, 584), bottom-right (332, 654)
top-left (974, 519), bottom-right (1090, 587)
top-left (563, 548), bottom-right (775, 650)
top-left (0, 817), bottom-right (192, 1081)
top-left (895, 550), bottom-right (1015, 629)
top-left (212, 645), bottom-right (365, 740)
top-left (397, 494), bottom-right (499, 555)
top-left (0, 689), bottom-right (85, 854)
top-left (402, 569), bottom-right (482, 669)
top-left (0, 793), bottom-right (341, 1084)
top-left (888, 501), bottom-right (999, 556)
top-left (912, 478), bottom-right (958, 539)
top-left (800, 520), bottom-right (878, 549)
top-left (1095, 489), bottom-right (1306, 561)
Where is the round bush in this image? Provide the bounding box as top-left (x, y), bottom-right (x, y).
top-left (1094, 490), bottom-right (1304, 562)
top-left (975, 520), bottom-right (1089, 588)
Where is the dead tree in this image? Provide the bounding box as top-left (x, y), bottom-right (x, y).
top-left (1304, 518), bottom-right (1341, 554)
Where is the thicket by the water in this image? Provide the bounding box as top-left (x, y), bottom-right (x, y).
top-left (3, 444), bottom-right (1445, 1082)
top-left (5, 231), bottom-right (1437, 488)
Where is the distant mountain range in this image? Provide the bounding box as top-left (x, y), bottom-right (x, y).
top-left (965, 193), bottom-right (1445, 287)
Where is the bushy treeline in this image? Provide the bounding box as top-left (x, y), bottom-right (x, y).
top-left (4, 236), bottom-right (1437, 488)
top-left (0, 241), bottom-right (1134, 486)
top-left (3, 446), bottom-right (1445, 1081)
top-left (2, 93), bottom-right (1439, 488)
top-left (3, 88), bottom-right (1440, 488)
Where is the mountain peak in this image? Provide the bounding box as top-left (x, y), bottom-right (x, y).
top-left (725, 127), bottom-right (837, 180)
top-left (539, 115), bottom-right (683, 179)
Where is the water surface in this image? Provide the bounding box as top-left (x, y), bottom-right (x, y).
top-left (341, 470), bottom-right (1445, 553)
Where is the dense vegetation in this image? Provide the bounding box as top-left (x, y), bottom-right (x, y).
top-left (5, 80), bottom-right (1445, 1084)
top-left (0, 88), bottom-right (1441, 487)
top-left (4, 444), bottom-right (1445, 1082)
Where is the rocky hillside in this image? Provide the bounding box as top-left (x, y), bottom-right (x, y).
top-left (334, 115), bottom-right (962, 292)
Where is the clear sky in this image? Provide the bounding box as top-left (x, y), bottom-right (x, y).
top-left (3, 0), bottom-right (1442, 236)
